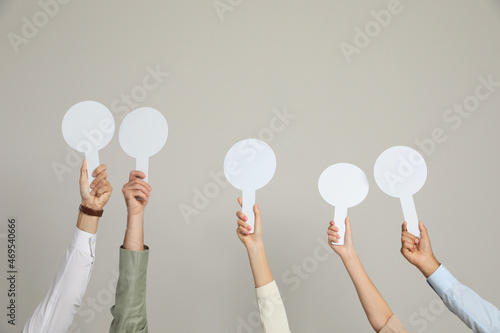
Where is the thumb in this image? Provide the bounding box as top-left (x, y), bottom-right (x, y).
top-left (80, 160), bottom-right (89, 187)
top-left (419, 221), bottom-right (429, 241)
top-left (345, 217), bottom-right (352, 234)
top-left (253, 203), bottom-right (261, 231)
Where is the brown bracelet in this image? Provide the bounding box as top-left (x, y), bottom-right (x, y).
top-left (79, 204), bottom-right (103, 217)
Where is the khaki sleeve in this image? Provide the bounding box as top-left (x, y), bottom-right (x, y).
top-left (109, 246), bottom-right (149, 333)
top-left (378, 314), bottom-right (409, 333)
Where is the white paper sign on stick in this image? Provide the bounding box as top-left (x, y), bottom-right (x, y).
top-left (318, 163), bottom-right (369, 245)
top-left (119, 107), bottom-right (168, 183)
top-left (62, 101), bottom-right (115, 191)
top-left (374, 146), bottom-right (427, 238)
top-left (224, 139), bottom-right (276, 234)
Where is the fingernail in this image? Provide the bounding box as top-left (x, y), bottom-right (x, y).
top-left (243, 216), bottom-right (248, 221)
top-left (90, 183), bottom-right (95, 189)
top-left (247, 226), bottom-right (252, 230)
top-left (90, 191), bottom-right (95, 195)
top-left (256, 204), bottom-right (259, 209)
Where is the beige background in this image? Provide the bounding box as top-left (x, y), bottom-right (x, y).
top-left (1, 0), bottom-right (500, 332)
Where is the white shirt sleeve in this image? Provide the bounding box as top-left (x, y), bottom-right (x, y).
top-left (22, 227), bottom-right (97, 333)
top-left (427, 265), bottom-right (500, 333)
top-left (255, 280), bottom-right (291, 333)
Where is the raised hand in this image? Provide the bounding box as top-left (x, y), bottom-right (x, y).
top-left (236, 197), bottom-right (263, 250)
top-left (400, 221), bottom-right (440, 278)
top-left (80, 160), bottom-right (112, 210)
top-left (122, 170), bottom-right (151, 217)
top-left (327, 217), bottom-right (354, 258)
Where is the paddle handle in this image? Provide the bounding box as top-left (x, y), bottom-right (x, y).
top-left (400, 196), bottom-right (421, 238)
top-left (136, 157), bottom-right (149, 183)
top-left (242, 190), bottom-right (256, 234)
top-left (332, 206), bottom-right (347, 246)
top-left (85, 150), bottom-right (99, 192)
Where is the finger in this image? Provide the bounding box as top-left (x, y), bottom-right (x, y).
top-left (126, 181), bottom-right (151, 194)
top-left (329, 220), bottom-right (335, 227)
top-left (129, 170), bottom-right (147, 182)
top-left (402, 221), bottom-right (408, 233)
top-left (254, 203), bottom-right (261, 231)
top-left (328, 225), bottom-right (340, 232)
top-left (90, 170), bottom-right (107, 189)
top-left (401, 234), bottom-right (416, 247)
top-left (81, 160), bottom-right (87, 177)
top-left (402, 231), bottom-right (417, 243)
top-left (94, 184), bottom-right (113, 197)
top-left (238, 225), bottom-right (250, 235)
top-left (237, 197), bottom-right (242, 207)
top-left (237, 219), bottom-right (252, 231)
top-left (92, 164), bottom-right (107, 178)
top-left (92, 177), bottom-right (109, 194)
top-left (328, 235), bottom-right (340, 244)
top-left (402, 237), bottom-right (416, 252)
top-left (236, 211), bottom-right (247, 221)
top-left (345, 217), bottom-right (351, 233)
top-left (130, 189), bottom-right (149, 202)
top-left (327, 230), bottom-right (339, 238)
top-left (419, 221), bottom-right (429, 240)
top-left (80, 160), bottom-right (88, 186)
top-left (123, 183), bottom-right (150, 199)
top-left (128, 178), bottom-right (152, 191)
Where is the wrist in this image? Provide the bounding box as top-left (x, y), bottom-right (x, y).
top-left (339, 247), bottom-right (356, 261)
top-left (246, 241), bottom-right (265, 255)
top-left (419, 256), bottom-right (440, 278)
top-left (76, 211), bottom-right (99, 234)
top-left (81, 200), bottom-right (103, 211)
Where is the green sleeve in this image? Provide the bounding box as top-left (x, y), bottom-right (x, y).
top-left (109, 246), bottom-right (149, 333)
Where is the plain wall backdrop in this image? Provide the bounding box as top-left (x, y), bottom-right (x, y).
top-left (1, 0), bottom-right (500, 332)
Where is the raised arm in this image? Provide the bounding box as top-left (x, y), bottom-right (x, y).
top-left (110, 170), bottom-right (151, 333)
top-left (328, 218), bottom-right (407, 333)
top-left (235, 198), bottom-right (290, 333)
top-left (401, 221), bottom-right (500, 333)
top-left (23, 160), bottom-right (112, 333)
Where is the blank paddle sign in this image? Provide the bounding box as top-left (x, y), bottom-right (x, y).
top-left (224, 139), bottom-right (276, 233)
top-left (119, 107), bottom-right (168, 183)
top-left (62, 101), bottom-right (115, 191)
top-left (318, 163), bottom-right (369, 245)
top-left (374, 146), bottom-right (427, 238)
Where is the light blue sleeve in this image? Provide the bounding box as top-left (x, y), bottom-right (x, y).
top-left (427, 265), bottom-right (500, 333)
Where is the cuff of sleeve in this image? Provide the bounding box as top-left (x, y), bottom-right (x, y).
top-left (427, 264), bottom-right (457, 297)
top-left (119, 245), bottom-right (150, 271)
top-left (379, 314), bottom-right (408, 333)
top-left (255, 280), bottom-right (278, 299)
top-left (71, 226), bottom-right (97, 256)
